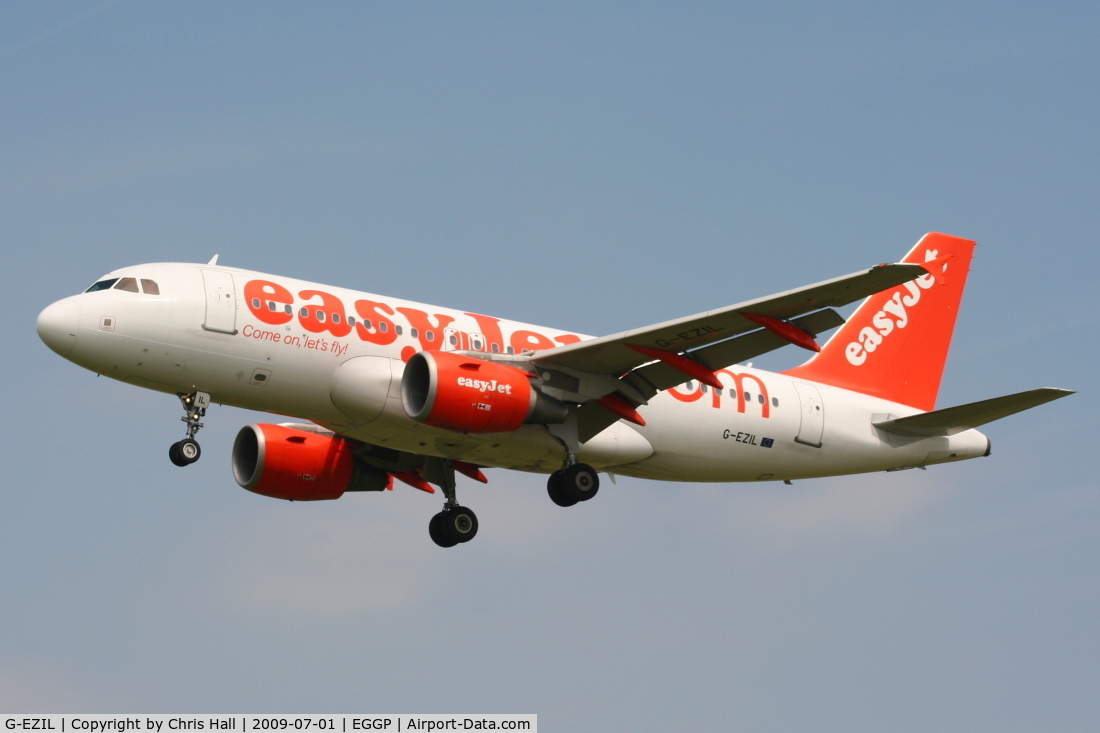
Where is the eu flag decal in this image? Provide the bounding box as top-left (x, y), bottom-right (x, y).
top-left (760, 437), bottom-right (774, 448)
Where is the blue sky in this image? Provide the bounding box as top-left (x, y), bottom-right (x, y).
top-left (2, 2), bottom-right (1096, 729)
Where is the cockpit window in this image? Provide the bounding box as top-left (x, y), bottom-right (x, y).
top-left (114, 277), bottom-right (140, 293)
top-left (85, 278), bottom-right (119, 292)
top-left (140, 279), bottom-right (160, 295)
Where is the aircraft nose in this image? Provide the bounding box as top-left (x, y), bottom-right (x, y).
top-left (37, 297), bottom-right (80, 357)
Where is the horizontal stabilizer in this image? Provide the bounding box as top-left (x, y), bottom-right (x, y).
top-left (873, 388), bottom-right (1074, 437)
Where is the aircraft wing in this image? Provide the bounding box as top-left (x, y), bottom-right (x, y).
top-left (521, 261), bottom-right (929, 443)
top-left (872, 388), bottom-right (1074, 437)
top-left (532, 262), bottom-right (928, 377)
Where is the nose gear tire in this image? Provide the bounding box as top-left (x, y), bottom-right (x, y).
top-left (169, 439), bottom-right (201, 467)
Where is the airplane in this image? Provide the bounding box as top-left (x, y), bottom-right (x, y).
top-left (36, 233), bottom-right (1072, 547)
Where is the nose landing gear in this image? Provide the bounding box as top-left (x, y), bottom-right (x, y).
top-left (169, 391), bottom-right (210, 467)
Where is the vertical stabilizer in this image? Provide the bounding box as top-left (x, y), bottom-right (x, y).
top-left (783, 233), bottom-right (976, 411)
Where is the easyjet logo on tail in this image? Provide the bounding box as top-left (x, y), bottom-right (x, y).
top-left (845, 249), bottom-right (943, 366)
top-left (782, 232), bottom-right (975, 412)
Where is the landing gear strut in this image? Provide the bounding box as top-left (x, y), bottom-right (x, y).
top-left (424, 457), bottom-right (479, 548)
top-left (169, 391), bottom-right (209, 467)
top-left (547, 458), bottom-right (600, 507)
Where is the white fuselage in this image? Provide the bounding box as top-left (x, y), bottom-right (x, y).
top-left (37, 262), bottom-right (990, 482)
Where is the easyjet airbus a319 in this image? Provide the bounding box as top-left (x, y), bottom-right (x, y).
top-left (36, 233), bottom-right (1071, 546)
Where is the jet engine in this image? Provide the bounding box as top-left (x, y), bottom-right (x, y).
top-left (232, 423), bottom-right (388, 501)
top-left (401, 350), bottom-right (568, 433)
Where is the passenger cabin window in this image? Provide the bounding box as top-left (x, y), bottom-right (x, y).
top-left (86, 278), bottom-right (119, 292)
top-left (114, 277), bottom-right (139, 293)
top-left (140, 279), bottom-right (160, 295)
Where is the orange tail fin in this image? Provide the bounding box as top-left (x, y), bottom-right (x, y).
top-left (783, 233), bottom-right (976, 411)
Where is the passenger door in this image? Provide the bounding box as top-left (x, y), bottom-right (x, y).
top-left (201, 269), bottom-right (237, 334)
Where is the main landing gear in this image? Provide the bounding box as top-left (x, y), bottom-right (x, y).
top-left (169, 391), bottom-right (210, 467)
top-left (423, 457), bottom-right (479, 548)
top-left (544, 415), bottom-right (600, 507)
top-left (546, 460), bottom-right (600, 507)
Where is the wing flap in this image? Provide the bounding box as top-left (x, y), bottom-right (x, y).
top-left (633, 309), bottom-right (846, 393)
top-left (873, 388), bottom-right (1074, 437)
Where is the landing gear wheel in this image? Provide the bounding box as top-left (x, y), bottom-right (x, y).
top-left (547, 471), bottom-right (579, 507)
top-left (169, 439), bottom-right (201, 467)
top-left (560, 463), bottom-right (599, 502)
top-left (430, 507), bottom-right (478, 547)
top-left (178, 439), bottom-right (201, 464)
top-left (429, 512), bottom-right (458, 548)
top-left (442, 506), bottom-right (479, 544)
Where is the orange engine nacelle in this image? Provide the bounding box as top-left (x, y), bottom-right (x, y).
top-left (231, 424), bottom-right (387, 501)
top-left (401, 350), bottom-right (568, 433)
